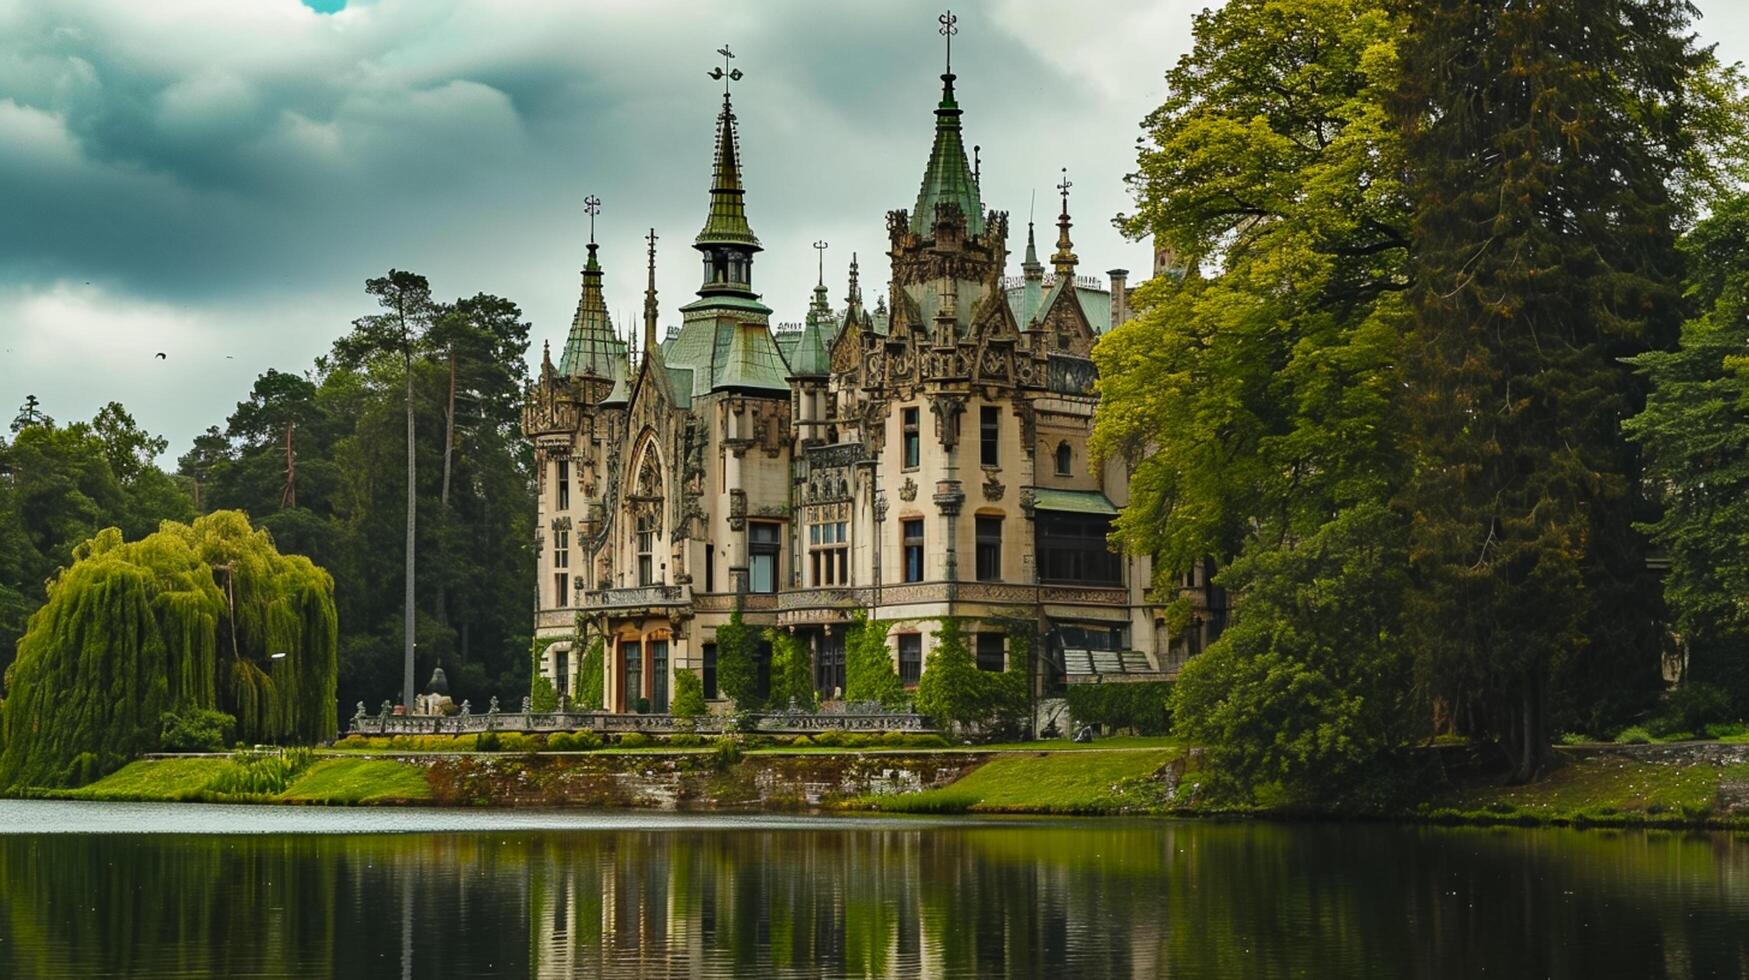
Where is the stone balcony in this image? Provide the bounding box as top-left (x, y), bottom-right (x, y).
top-left (580, 584), bottom-right (688, 616)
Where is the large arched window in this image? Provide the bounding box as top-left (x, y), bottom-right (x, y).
top-left (1055, 441), bottom-right (1073, 477)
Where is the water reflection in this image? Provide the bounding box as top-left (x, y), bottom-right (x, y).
top-left (2, 809), bottom-right (1748, 978)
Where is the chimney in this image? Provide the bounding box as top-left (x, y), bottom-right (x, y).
top-left (1107, 268), bottom-right (1129, 330)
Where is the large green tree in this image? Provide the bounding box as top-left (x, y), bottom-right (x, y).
top-left (1395, 0), bottom-right (1724, 775)
top-left (1096, 0), bottom-right (1415, 798)
top-left (1626, 194), bottom-right (1749, 711)
top-left (0, 511), bottom-right (337, 789)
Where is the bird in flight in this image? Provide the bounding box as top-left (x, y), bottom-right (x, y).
top-left (155, 352), bottom-right (167, 360)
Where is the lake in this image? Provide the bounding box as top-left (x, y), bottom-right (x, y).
top-left (1, 800), bottom-right (1747, 978)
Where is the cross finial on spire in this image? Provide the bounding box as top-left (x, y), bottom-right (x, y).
top-left (643, 227), bottom-right (660, 356)
top-left (708, 44), bottom-right (743, 100)
top-left (938, 10), bottom-right (957, 75)
top-left (1056, 168), bottom-right (1072, 215)
top-left (813, 240), bottom-right (828, 287)
top-left (584, 194), bottom-right (601, 243)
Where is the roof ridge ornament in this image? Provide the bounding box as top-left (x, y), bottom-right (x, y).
top-left (939, 10), bottom-right (956, 75)
top-left (813, 239), bottom-right (828, 288)
top-left (708, 44), bottom-right (743, 101)
top-left (584, 194), bottom-right (601, 244)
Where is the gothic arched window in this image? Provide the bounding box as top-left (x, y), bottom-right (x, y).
top-left (1055, 441), bottom-right (1072, 477)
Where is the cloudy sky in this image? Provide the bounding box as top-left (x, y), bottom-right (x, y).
top-left (3, 0), bottom-right (1746, 463)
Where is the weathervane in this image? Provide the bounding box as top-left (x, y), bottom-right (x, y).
top-left (1057, 167), bottom-right (1072, 213)
top-left (938, 10), bottom-right (957, 74)
top-left (584, 194), bottom-right (602, 243)
top-left (813, 240), bottom-right (828, 286)
top-left (709, 44), bottom-right (743, 98)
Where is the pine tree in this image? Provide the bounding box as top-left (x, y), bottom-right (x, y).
top-left (1396, 0), bottom-right (1714, 775)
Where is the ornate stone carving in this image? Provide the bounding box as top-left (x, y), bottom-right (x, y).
top-left (899, 477), bottom-right (917, 503)
top-left (928, 393), bottom-right (965, 448)
top-left (982, 473), bottom-right (1005, 501)
top-left (933, 480), bottom-right (964, 517)
top-left (728, 489), bottom-right (747, 530)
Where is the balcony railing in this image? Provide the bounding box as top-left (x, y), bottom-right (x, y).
top-left (581, 584), bottom-right (686, 610)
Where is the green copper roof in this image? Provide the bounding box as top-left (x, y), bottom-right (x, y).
top-left (911, 73), bottom-right (984, 237)
top-left (1032, 489), bottom-right (1118, 516)
top-left (696, 94), bottom-right (760, 249)
top-left (788, 283), bottom-right (837, 377)
top-left (558, 242), bottom-right (627, 378)
top-left (715, 321), bottom-right (792, 392)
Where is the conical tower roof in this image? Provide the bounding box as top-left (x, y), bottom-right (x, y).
top-left (558, 241), bottom-right (626, 379)
top-left (696, 93), bottom-right (761, 250)
top-left (910, 73), bottom-right (984, 237)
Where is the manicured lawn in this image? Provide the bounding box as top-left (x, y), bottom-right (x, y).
top-left (1426, 754), bottom-right (1749, 825)
top-left (63, 757), bottom-right (228, 802)
top-left (865, 748), bottom-right (1181, 814)
top-left (279, 758), bottom-right (432, 804)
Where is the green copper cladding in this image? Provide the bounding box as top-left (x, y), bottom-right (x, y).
top-left (910, 72), bottom-right (984, 237)
top-left (558, 240), bottom-right (626, 379)
top-left (696, 93), bottom-right (761, 250)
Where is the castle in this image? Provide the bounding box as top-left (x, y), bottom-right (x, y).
top-left (520, 34), bottom-right (1218, 714)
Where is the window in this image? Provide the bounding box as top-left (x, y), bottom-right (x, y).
top-left (636, 517), bottom-right (656, 587)
top-left (1036, 511), bottom-right (1123, 586)
top-left (706, 544), bottom-right (716, 592)
top-left (556, 460), bottom-right (571, 510)
top-left (553, 528), bottom-right (569, 569)
top-left (810, 519), bottom-right (849, 586)
top-left (553, 572), bottom-right (568, 607)
top-left (702, 643), bottom-right (718, 699)
top-left (622, 639), bottom-right (642, 705)
top-left (902, 407), bottom-right (920, 469)
top-left (980, 406), bottom-right (1000, 467)
top-left (975, 516), bottom-right (1002, 582)
top-left (817, 632), bottom-right (846, 698)
top-left (750, 522), bottom-right (780, 594)
top-left (976, 633), bottom-right (1006, 672)
top-left (902, 519), bottom-right (924, 583)
top-left (898, 634), bottom-right (922, 684)
top-left (1055, 442), bottom-right (1072, 476)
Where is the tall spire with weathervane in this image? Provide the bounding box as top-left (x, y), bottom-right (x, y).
top-left (1051, 167), bottom-right (1078, 279)
top-left (910, 10), bottom-right (983, 237)
top-left (695, 44), bottom-right (761, 300)
top-left (559, 194), bottom-right (624, 378)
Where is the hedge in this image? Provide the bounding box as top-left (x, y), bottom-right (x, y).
top-left (1064, 682), bottom-right (1173, 735)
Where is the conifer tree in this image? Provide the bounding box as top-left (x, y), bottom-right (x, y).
top-left (1395, 0), bottom-right (1716, 775)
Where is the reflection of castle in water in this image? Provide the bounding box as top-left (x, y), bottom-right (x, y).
top-left (525, 830), bottom-right (1166, 977)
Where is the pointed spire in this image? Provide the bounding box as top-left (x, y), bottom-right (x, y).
top-left (1052, 166), bottom-right (1078, 278)
top-left (911, 11), bottom-right (983, 237)
top-left (696, 45), bottom-right (759, 251)
top-left (643, 228), bottom-right (660, 356)
top-left (845, 252), bottom-right (864, 316)
top-left (1022, 191), bottom-right (1043, 280)
top-left (559, 195), bottom-right (624, 378)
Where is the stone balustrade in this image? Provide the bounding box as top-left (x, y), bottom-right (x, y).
top-left (347, 708), bottom-right (935, 737)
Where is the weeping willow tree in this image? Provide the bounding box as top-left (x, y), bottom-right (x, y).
top-left (0, 511), bottom-right (337, 789)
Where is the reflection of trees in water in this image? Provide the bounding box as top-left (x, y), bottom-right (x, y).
top-left (4, 824), bottom-right (1749, 977)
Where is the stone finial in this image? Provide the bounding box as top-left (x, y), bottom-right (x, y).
top-left (488, 696), bottom-right (501, 715)
top-left (354, 701), bottom-right (367, 721)
top-left (460, 700), bottom-right (472, 717)
top-left (379, 700), bottom-right (393, 719)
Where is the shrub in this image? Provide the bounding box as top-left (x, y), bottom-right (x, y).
top-left (1648, 683), bottom-right (1732, 737)
top-left (576, 637), bottom-right (605, 710)
top-left (208, 748), bottom-right (314, 796)
top-left (475, 731), bottom-right (502, 752)
top-left (548, 732), bottom-right (576, 751)
top-left (1615, 726), bottom-right (1653, 745)
top-left (812, 730), bottom-right (845, 748)
top-left (765, 628), bottom-right (818, 711)
top-left (669, 733), bottom-right (705, 748)
top-left (619, 732), bottom-right (653, 749)
top-left (1704, 722), bottom-right (1749, 739)
top-left (715, 610), bottom-right (761, 711)
top-left (529, 638), bottom-right (560, 713)
top-left (789, 735), bottom-right (815, 747)
top-left (915, 619), bottom-right (983, 732)
top-left (712, 736), bottom-right (743, 771)
top-left (1065, 682), bottom-right (1173, 736)
top-left (671, 669), bottom-right (707, 719)
top-left (159, 709), bottom-right (238, 752)
top-left (845, 613), bottom-right (906, 709)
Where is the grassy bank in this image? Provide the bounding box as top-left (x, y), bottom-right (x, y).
top-left (54, 755), bottom-right (433, 805)
top-left (1417, 753), bottom-right (1749, 828)
top-left (856, 749), bottom-right (1182, 814)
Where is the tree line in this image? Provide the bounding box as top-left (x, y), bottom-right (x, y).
top-left (1, 271), bottom-right (536, 720)
top-left (1094, 0), bottom-right (1749, 795)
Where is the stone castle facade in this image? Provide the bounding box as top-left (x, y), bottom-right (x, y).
top-left (521, 50), bottom-right (1215, 713)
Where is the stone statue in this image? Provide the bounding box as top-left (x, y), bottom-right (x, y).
top-left (379, 700), bottom-right (393, 720)
top-left (353, 701), bottom-right (367, 721)
top-left (488, 696), bottom-right (501, 715)
top-left (459, 700), bottom-right (472, 717)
